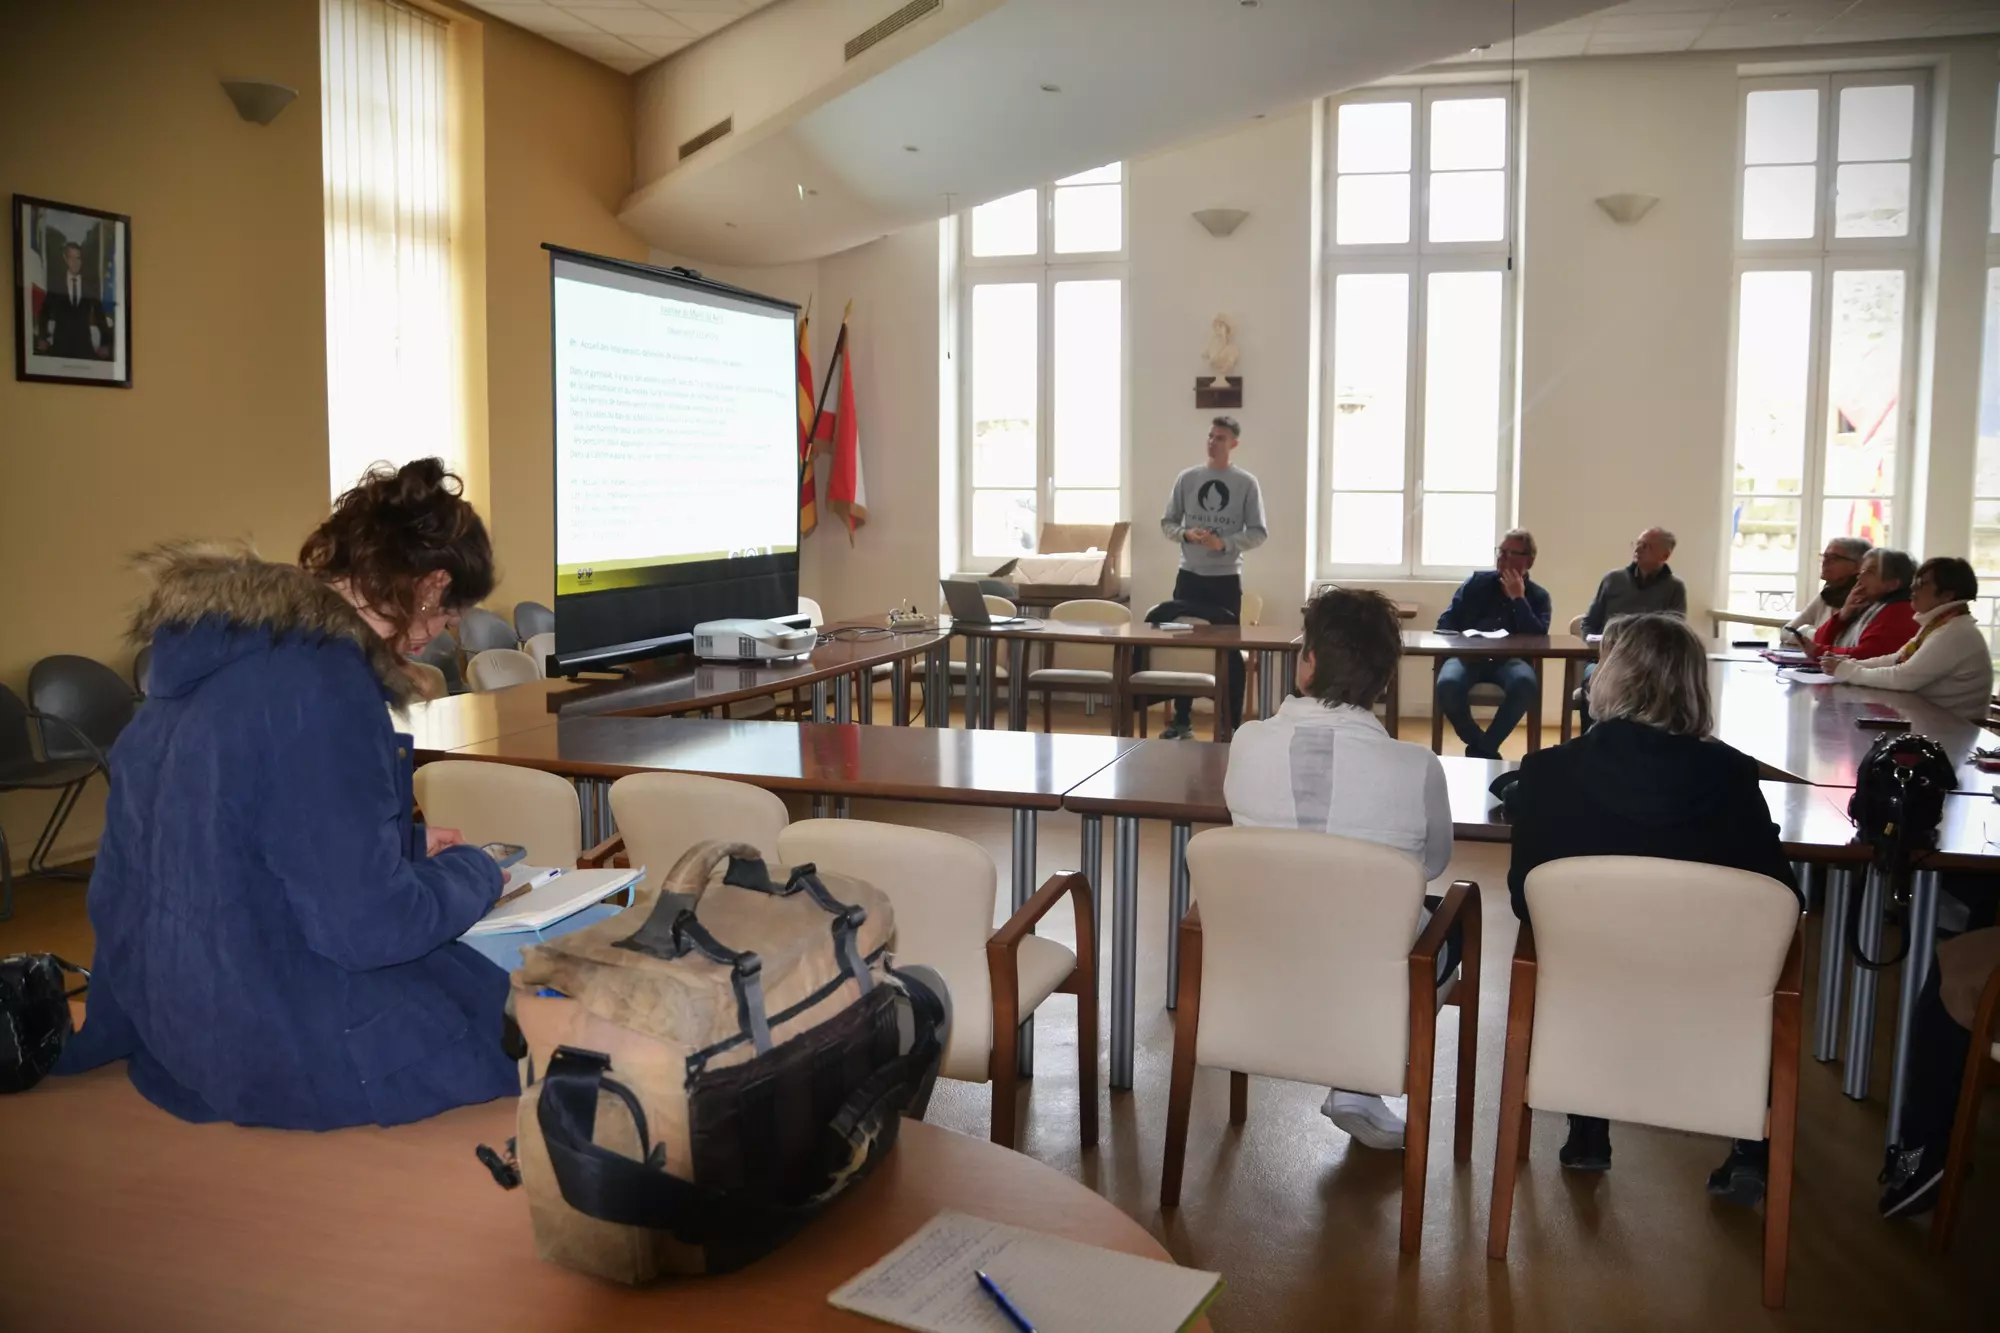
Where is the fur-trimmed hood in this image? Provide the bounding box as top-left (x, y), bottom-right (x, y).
top-left (131, 542), bottom-right (420, 706)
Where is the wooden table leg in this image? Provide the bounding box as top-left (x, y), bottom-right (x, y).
top-left (1559, 659), bottom-right (1577, 743)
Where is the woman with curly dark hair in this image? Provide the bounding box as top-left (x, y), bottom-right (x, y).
top-left (57, 459), bottom-right (519, 1129)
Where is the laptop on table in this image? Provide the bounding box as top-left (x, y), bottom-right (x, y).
top-left (940, 578), bottom-right (1025, 626)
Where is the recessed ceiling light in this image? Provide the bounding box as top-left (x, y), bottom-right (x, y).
top-left (903, 144), bottom-right (919, 152)
top-left (724, 221), bottom-right (736, 228)
top-left (1040, 83), bottom-right (1060, 93)
top-left (1240, 0), bottom-right (1258, 7)
top-left (1471, 43), bottom-right (1491, 52)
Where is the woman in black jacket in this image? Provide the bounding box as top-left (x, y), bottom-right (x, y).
top-left (1506, 612), bottom-right (1799, 1202)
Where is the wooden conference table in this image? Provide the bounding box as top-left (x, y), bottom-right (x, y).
top-left (0, 1067), bottom-right (1209, 1333)
top-left (1389, 631), bottom-right (1600, 752)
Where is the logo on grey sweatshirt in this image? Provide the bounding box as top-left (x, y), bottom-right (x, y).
top-left (1197, 479), bottom-right (1231, 515)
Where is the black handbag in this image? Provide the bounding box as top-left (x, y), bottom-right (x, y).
top-left (1845, 733), bottom-right (1956, 969)
top-left (0, 953), bottom-right (88, 1094)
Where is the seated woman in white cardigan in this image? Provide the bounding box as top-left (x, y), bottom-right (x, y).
top-left (1830, 556), bottom-right (1993, 722)
top-left (1224, 585), bottom-right (1453, 1152)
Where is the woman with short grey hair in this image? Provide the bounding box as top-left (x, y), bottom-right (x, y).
top-left (1805, 546), bottom-right (1918, 663)
top-left (1506, 611), bottom-right (1797, 1199)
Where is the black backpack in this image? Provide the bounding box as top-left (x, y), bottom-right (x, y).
top-left (1844, 734), bottom-right (1955, 968)
top-left (0, 954), bottom-right (88, 1094)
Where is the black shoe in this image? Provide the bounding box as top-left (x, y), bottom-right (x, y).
top-left (1559, 1116), bottom-right (1612, 1171)
top-left (1879, 1144), bottom-right (1946, 1219)
top-left (1706, 1140), bottom-right (1768, 1208)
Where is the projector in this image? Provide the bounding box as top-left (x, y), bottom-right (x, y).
top-left (692, 618), bottom-right (817, 663)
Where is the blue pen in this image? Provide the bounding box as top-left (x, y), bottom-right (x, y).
top-left (975, 1270), bottom-right (1036, 1333)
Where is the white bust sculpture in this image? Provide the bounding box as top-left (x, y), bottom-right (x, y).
top-left (1203, 314), bottom-right (1238, 388)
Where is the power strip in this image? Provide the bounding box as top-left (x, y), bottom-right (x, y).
top-left (887, 606), bottom-right (938, 632)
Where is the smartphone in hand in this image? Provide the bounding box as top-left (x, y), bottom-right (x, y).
top-left (481, 842), bottom-right (528, 869)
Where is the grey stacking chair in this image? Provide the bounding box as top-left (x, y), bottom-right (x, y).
top-left (457, 607), bottom-right (519, 653)
top-left (412, 629), bottom-right (464, 694)
top-left (514, 601), bottom-right (555, 640)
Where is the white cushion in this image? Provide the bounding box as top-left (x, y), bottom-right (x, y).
top-left (1027, 668), bottom-right (1113, 687)
top-left (1129, 670), bottom-right (1215, 691)
top-left (1048, 599), bottom-right (1129, 673)
top-left (1524, 857), bottom-right (1799, 1141)
top-left (1016, 936), bottom-right (1077, 1021)
top-left (1187, 827), bottom-right (1425, 1097)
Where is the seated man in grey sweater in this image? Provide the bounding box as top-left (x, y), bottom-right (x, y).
top-left (1578, 527), bottom-right (1688, 727)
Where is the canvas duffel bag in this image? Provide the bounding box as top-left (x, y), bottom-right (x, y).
top-left (510, 839), bottom-right (943, 1283)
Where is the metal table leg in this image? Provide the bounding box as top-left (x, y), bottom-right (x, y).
top-left (1109, 815), bottom-right (1141, 1092)
top-left (1006, 638), bottom-right (1029, 731)
top-left (977, 638), bottom-right (999, 729)
top-left (1814, 865), bottom-right (1853, 1063)
top-left (810, 680), bottom-right (830, 725)
top-left (1165, 821), bottom-right (1191, 1008)
top-left (1842, 866), bottom-right (1886, 1101)
top-left (891, 658), bottom-right (909, 726)
top-left (925, 645), bottom-right (948, 726)
top-left (812, 795), bottom-right (831, 819)
top-left (1257, 650), bottom-right (1278, 721)
top-left (859, 672), bottom-right (875, 726)
top-left (1011, 808), bottom-right (1038, 1077)
top-left (834, 673), bottom-right (853, 724)
top-left (1080, 814), bottom-right (1103, 971)
top-left (1886, 868), bottom-right (1942, 1147)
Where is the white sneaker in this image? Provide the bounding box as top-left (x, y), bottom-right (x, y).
top-left (1322, 1090), bottom-right (1406, 1150)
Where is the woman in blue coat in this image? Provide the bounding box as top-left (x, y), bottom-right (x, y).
top-left (58, 459), bottom-right (519, 1129)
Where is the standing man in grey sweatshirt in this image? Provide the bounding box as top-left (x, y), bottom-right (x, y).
top-left (1157, 416), bottom-right (1268, 738)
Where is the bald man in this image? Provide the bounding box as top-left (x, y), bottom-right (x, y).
top-left (1582, 527), bottom-right (1687, 635)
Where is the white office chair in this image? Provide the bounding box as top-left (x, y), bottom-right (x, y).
top-left (1238, 591), bottom-right (1267, 719)
top-left (413, 760), bottom-right (582, 868)
top-left (1161, 828), bottom-right (1479, 1255)
top-left (777, 819), bottom-right (1096, 1150)
top-left (467, 648), bottom-right (539, 693)
top-left (799, 595), bottom-right (824, 628)
top-left (1488, 857), bottom-right (1802, 1308)
top-left (1026, 599), bottom-right (1128, 733)
top-left (1561, 613), bottom-right (1589, 740)
top-left (1128, 616), bottom-right (1218, 737)
top-left (522, 632), bottom-right (556, 678)
top-left (585, 772), bottom-right (790, 892)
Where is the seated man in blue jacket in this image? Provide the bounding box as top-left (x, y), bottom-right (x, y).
top-left (1435, 529), bottom-right (1552, 758)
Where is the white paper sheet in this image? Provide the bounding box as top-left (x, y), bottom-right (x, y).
top-left (829, 1210), bottom-right (1220, 1333)
top-left (1778, 668), bottom-right (1838, 686)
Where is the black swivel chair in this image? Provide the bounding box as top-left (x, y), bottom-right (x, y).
top-left (514, 601), bottom-right (555, 641)
top-left (22, 656), bottom-right (139, 881)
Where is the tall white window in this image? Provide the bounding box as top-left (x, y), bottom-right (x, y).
top-left (1970, 92), bottom-right (2000, 656)
top-left (1319, 86), bottom-right (1516, 578)
top-left (320, 0), bottom-right (461, 499)
top-left (1723, 73), bottom-right (1926, 618)
top-left (959, 165), bottom-right (1127, 561)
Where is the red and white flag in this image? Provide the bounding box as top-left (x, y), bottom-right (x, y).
top-left (815, 310), bottom-right (867, 539)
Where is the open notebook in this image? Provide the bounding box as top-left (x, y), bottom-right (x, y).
top-left (460, 865), bottom-right (643, 937)
top-left (829, 1210), bottom-right (1221, 1333)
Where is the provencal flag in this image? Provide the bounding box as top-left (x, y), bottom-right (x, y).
top-left (797, 311), bottom-right (818, 537)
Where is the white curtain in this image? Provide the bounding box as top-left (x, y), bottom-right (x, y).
top-left (321, 0), bottom-right (459, 500)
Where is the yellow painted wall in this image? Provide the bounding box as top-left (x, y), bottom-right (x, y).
top-left (470, 10), bottom-right (652, 614)
top-left (0, 0), bottom-right (641, 871)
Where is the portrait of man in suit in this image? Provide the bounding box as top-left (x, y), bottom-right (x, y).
top-left (15, 194), bottom-right (130, 387)
top-left (36, 241), bottom-right (110, 360)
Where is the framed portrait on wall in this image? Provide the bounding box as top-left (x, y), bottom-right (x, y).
top-left (13, 194), bottom-right (131, 388)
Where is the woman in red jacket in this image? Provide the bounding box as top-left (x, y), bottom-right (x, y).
top-left (1804, 546), bottom-right (1917, 663)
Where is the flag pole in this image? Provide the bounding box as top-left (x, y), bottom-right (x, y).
top-left (804, 310), bottom-right (851, 467)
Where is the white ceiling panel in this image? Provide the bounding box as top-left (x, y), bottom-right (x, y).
top-left (460, 0), bottom-right (777, 73)
top-left (1456, 0), bottom-right (2000, 62)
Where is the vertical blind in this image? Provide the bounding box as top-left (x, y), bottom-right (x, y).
top-left (321, 0), bottom-right (459, 500)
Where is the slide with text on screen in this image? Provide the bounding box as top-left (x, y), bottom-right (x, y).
top-left (554, 263), bottom-right (797, 596)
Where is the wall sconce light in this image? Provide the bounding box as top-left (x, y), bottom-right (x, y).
top-left (1192, 208), bottom-right (1250, 237)
top-left (1594, 193), bottom-right (1659, 225)
top-left (221, 80), bottom-right (299, 126)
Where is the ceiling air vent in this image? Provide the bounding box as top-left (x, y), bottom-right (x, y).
top-left (678, 116), bottom-right (733, 161)
top-left (845, 0), bottom-right (939, 62)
